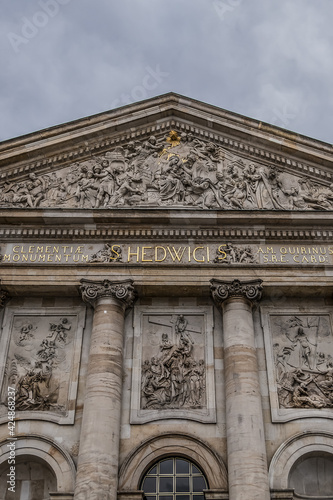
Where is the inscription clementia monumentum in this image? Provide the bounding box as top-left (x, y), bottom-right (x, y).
top-left (1, 130), bottom-right (333, 211)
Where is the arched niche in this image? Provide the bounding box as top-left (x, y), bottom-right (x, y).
top-left (0, 434), bottom-right (76, 494)
top-left (118, 433), bottom-right (228, 492)
top-left (269, 430), bottom-right (333, 494)
top-left (0, 456), bottom-right (57, 500)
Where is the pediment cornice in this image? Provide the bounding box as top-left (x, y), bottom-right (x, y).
top-left (0, 94), bottom-right (332, 214)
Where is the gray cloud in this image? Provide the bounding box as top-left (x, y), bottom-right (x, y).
top-left (1, 0), bottom-right (332, 143)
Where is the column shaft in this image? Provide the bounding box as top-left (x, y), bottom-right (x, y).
top-left (211, 279), bottom-right (270, 500)
top-left (74, 279), bottom-right (136, 500)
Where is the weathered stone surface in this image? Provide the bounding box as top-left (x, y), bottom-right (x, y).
top-left (0, 94), bottom-right (333, 499)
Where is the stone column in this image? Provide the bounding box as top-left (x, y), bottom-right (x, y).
top-left (210, 279), bottom-right (270, 500)
top-left (74, 279), bottom-right (136, 500)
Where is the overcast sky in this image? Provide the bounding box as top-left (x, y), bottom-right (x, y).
top-left (1, 0), bottom-right (332, 144)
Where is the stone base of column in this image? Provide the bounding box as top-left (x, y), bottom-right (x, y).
top-left (49, 494), bottom-right (74, 500)
top-left (270, 490), bottom-right (294, 499)
top-left (204, 489), bottom-right (229, 499)
top-left (117, 491), bottom-right (144, 500)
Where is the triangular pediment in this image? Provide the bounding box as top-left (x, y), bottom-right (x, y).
top-left (0, 93), bottom-right (332, 212)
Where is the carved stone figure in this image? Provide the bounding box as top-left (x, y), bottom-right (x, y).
top-left (141, 314), bottom-right (205, 410)
top-left (0, 315), bottom-right (76, 414)
top-left (214, 243), bottom-right (257, 264)
top-left (270, 314), bottom-right (333, 409)
top-left (1, 130), bottom-right (332, 211)
top-left (89, 244), bottom-right (122, 263)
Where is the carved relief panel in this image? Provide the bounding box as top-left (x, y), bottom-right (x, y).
top-left (0, 307), bottom-right (86, 424)
top-left (261, 307), bottom-right (333, 422)
top-left (1, 130), bottom-right (333, 211)
top-left (130, 307), bottom-right (216, 423)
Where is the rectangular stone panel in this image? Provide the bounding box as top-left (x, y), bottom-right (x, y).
top-left (0, 306), bottom-right (86, 424)
top-left (130, 306), bottom-right (216, 423)
top-left (261, 306), bottom-right (333, 422)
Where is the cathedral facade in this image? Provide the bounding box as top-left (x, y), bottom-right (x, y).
top-left (0, 93), bottom-right (332, 499)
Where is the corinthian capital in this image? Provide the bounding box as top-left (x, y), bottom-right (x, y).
top-left (210, 278), bottom-right (263, 306)
top-left (80, 279), bottom-right (137, 309)
top-left (0, 288), bottom-right (10, 308)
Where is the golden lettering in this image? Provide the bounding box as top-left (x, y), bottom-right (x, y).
top-left (257, 247), bottom-right (265, 254)
top-left (319, 255), bottom-right (326, 263)
top-left (271, 255), bottom-right (278, 263)
top-left (28, 246), bottom-right (35, 253)
top-left (81, 255), bottom-right (89, 262)
top-left (301, 247), bottom-right (307, 254)
top-left (128, 246), bottom-right (140, 262)
top-left (73, 255), bottom-right (80, 262)
top-left (193, 247), bottom-right (205, 263)
top-left (64, 255), bottom-right (71, 262)
top-left (280, 247), bottom-right (287, 254)
top-left (109, 245), bottom-right (120, 260)
top-left (188, 246), bottom-right (191, 262)
top-left (293, 255), bottom-right (300, 263)
top-left (312, 247), bottom-right (318, 254)
top-left (167, 246), bottom-right (186, 262)
top-left (30, 255), bottom-right (37, 262)
top-left (310, 256), bottom-right (317, 263)
top-left (263, 255), bottom-right (268, 263)
top-left (320, 247), bottom-right (327, 255)
top-left (302, 256), bottom-right (309, 263)
top-left (3, 254), bottom-right (11, 262)
top-left (75, 246), bottom-right (84, 254)
top-left (38, 254), bottom-right (45, 262)
top-left (12, 254), bottom-right (20, 262)
top-left (13, 246), bottom-right (20, 253)
top-left (207, 246), bottom-right (210, 262)
top-left (329, 247), bottom-right (333, 255)
top-left (155, 246), bottom-right (166, 262)
top-left (45, 246), bottom-right (51, 254)
top-left (217, 244), bottom-right (227, 260)
top-left (266, 247), bottom-right (275, 254)
top-left (36, 246), bottom-right (44, 253)
top-left (55, 255), bottom-right (61, 262)
top-left (20, 246), bottom-right (24, 253)
top-left (53, 246), bottom-right (59, 253)
top-left (47, 255), bottom-right (54, 262)
top-left (142, 247), bottom-right (153, 262)
top-left (21, 255), bottom-right (28, 262)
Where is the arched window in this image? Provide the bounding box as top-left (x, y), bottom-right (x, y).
top-left (141, 457), bottom-right (208, 500)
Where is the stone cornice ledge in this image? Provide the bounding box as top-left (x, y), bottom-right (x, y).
top-left (1, 224), bottom-right (333, 242)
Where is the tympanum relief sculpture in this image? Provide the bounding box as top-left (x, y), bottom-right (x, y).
top-left (270, 314), bottom-right (333, 410)
top-left (131, 307), bottom-right (215, 423)
top-left (2, 130), bottom-right (333, 210)
top-left (0, 308), bottom-right (85, 424)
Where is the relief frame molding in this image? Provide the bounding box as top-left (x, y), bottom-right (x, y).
top-left (0, 306), bottom-right (86, 425)
top-left (261, 306), bottom-right (333, 422)
top-left (130, 306), bottom-right (216, 424)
